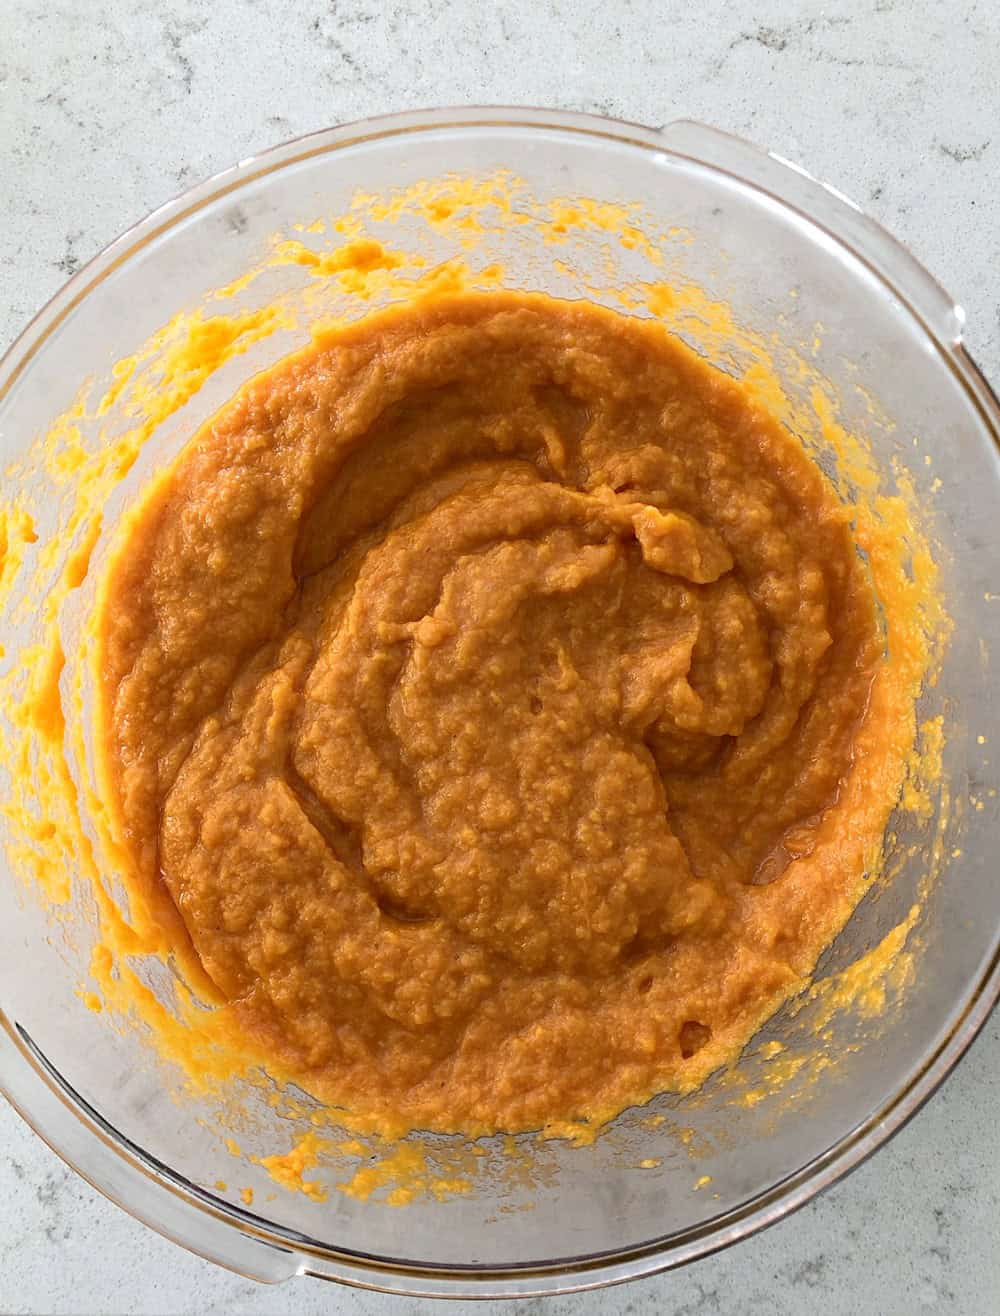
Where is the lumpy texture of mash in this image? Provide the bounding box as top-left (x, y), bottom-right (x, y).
top-left (97, 292), bottom-right (888, 1132)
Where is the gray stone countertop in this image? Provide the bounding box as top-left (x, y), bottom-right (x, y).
top-left (2, 1), bottom-right (999, 1312)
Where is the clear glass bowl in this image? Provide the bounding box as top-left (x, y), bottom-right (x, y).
top-left (1, 109), bottom-right (998, 1298)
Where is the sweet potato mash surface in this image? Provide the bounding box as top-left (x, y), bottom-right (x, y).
top-left (97, 292), bottom-right (887, 1132)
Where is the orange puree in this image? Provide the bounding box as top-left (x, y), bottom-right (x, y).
top-left (95, 291), bottom-right (896, 1134)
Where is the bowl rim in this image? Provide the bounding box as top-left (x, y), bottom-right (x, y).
top-left (2, 104), bottom-right (999, 1299)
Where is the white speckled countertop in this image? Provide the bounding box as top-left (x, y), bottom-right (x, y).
top-left (3, 1), bottom-right (1000, 1312)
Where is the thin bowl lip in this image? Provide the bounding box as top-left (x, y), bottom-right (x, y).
top-left (2, 104), bottom-right (1000, 1298)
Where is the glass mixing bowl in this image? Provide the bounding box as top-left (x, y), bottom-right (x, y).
top-left (1, 109), bottom-right (998, 1298)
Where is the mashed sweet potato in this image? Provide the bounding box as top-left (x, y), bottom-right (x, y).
top-left (96, 291), bottom-right (890, 1133)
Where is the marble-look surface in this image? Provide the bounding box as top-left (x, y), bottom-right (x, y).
top-left (2, 1), bottom-right (999, 1311)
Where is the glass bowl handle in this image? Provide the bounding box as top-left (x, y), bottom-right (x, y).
top-left (0, 1020), bottom-right (302, 1285)
top-left (658, 119), bottom-right (965, 350)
